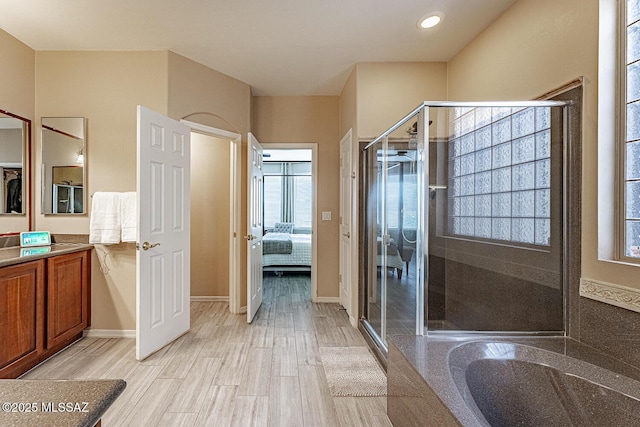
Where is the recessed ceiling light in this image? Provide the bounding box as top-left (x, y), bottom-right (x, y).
top-left (418, 13), bottom-right (443, 29)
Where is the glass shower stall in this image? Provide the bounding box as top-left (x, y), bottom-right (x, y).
top-left (361, 101), bottom-right (572, 352)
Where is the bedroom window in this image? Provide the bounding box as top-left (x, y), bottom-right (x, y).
top-left (621, 0), bottom-right (640, 260)
top-left (447, 106), bottom-right (552, 246)
top-left (263, 159), bottom-right (312, 229)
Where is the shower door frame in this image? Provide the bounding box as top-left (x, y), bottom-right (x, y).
top-left (360, 106), bottom-right (428, 353)
top-left (359, 100), bottom-right (574, 357)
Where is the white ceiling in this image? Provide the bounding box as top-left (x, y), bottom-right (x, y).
top-left (0, 0), bottom-right (516, 96)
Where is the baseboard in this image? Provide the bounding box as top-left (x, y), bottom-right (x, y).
top-left (83, 329), bottom-right (136, 339)
top-left (314, 296), bottom-right (340, 303)
top-left (190, 296), bottom-right (229, 302)
top-left (240, 306), bottom-right (247, 314)
top-left (580, 278), bottom-right (640, 313)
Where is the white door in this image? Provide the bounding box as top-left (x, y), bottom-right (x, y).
top-left (136, 105), bottom-right (191, 360)
top-left (339, 131), bottom-right (353, 313)
top-left (247, 133), bottom-right (264, 323)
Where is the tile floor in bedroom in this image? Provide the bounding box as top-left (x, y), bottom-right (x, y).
top-left (23, 273), bottom-right (391, 426)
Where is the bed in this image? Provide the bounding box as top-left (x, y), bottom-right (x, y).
top-left (376, 236), bottom-right (405, 279)
top-left (263, 232), bottom-right (312, 274)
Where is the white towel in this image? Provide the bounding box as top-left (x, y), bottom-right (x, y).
top-left (120, 192), bottom-right (137, 242)
top-left (89, 192), bottom-right (122, 244)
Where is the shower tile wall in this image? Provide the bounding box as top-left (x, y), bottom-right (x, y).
top-left (428, 105), bottom-right (565, 332)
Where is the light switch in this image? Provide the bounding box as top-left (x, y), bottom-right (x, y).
top-left (322, 211), bottom-right (332, 221)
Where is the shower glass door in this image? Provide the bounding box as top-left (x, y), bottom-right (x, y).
top-left (364, 138), bottom-right (387, 344)
top-left (362, 108), bottom-right (427, 350)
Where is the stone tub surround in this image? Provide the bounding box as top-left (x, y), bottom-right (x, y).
top-left (579, 296), bottom-right (640, 369)
top-left (387, 335), bottom-right (640, 426)
top-left (0, 379), bottom-right (125, 427)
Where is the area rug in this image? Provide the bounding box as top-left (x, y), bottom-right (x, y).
top-left (319, 347), bottom-right (387, 396)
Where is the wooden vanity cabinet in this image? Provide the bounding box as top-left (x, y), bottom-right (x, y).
top-left (0, 249), bottom-right (91, 378)
top-left (47, 250), bottom-right (90, 350)
top-left (0, 260), bottom-right (45, 379)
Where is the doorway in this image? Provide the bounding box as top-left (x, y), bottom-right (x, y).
top-left (182, 121), bottom-right (242, 313)
top-left (261, 144), bottom-right (318, 301)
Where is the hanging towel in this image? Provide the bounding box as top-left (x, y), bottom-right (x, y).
top-left (120, 192), bottom-right (137, 242)
top-left (89, 192), bottom-right (122, 244)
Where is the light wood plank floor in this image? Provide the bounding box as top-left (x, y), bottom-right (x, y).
top-left (23, 273), bottom-right (392, 427)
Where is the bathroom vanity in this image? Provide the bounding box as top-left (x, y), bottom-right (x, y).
top-left (0, 244), bottom-right (92, 378)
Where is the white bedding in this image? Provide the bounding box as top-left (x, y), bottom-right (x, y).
top-left (262, 233), bottom-right (312, 267)
top-left (377, 251), bottom-right (404, 270)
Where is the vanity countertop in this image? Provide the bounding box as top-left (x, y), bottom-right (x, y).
top-left (0, 379), bottom-right (125, 427)
top-left (0, 243), bottom-right (93, 268)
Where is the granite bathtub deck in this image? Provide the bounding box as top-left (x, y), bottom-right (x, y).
top-left (387, 335), bottom-right (640, 426)
top-left (0, 379), bottom-right (126, 427)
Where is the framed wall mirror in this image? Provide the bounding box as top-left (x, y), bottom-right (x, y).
top-left (41, 117), bottom-right (86, 215)
top-left (0, 110), bottom-right (29, 218)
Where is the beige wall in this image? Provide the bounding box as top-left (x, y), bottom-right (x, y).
top-left (167, 52), bottom-right (252, 306)
top-left (356, 62), bottom-right (448, 138)
top-left (447, 0), bottom-right (640, 290)
top-left (340, 66), bottom-right (358, 140)
top-left (0, 29), bottom-right (34, 122)
top-left (0, 29), bottom-right (34, 232)
top-left (252, 96), bottom-right (341, 298)
top-left (191, 133), bottom-right (231, 297)
top-left (167, 52), bottom-right (251, 136)
top-left (35, 50), bottom-right (169, 331)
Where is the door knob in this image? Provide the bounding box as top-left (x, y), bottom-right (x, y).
top-left (244, 234), bottom-right (256, 241)
top-left (343, 232), bottom-right (351, 238)
top-left (141, 241), bottom-right (160, 251)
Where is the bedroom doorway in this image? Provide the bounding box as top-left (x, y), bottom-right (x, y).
top-left (261, 143), bottom-right (318, 302)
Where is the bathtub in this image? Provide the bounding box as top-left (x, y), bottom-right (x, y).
top-left (387, 336), bottom-right (640, 426)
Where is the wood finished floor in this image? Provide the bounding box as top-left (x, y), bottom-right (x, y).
top-left (22, 273), bottom-right (392, 427)
top-left (368, 258), bottom-right (418, 337)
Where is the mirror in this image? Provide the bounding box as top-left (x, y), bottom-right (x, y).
top-left (0, 110), bottom-right (29, 216)
top-left (41, 117), bottom-right (86, 215)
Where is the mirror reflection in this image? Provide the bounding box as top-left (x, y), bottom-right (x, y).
top-left (0, 113), bottom-right (27, 215)
top-left (41, 117), bottom-right (86, 214)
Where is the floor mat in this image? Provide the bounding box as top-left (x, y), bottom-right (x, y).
top-left (319, 346), bottom-right (387, 396)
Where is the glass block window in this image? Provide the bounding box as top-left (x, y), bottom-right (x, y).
top-left (448, 106), bottom-right (552, 246)
top-left (623, 0), bottom-right (640, 258)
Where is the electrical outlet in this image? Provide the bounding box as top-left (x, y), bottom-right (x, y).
top-left (322, 211), bottom-right (331, 221)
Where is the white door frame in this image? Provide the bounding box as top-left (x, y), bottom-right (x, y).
top-left (260, 142), bottom-right (318, 302)
top-left (181, 120), bottom-right (242, 314)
